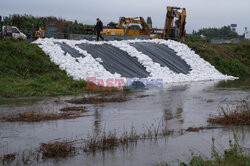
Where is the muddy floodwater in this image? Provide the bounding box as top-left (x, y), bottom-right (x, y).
top-left (0, 78), bottom-right (249, 166)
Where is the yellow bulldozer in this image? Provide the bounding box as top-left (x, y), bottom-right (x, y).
top-left (103, 17), bottom-right (151, 36)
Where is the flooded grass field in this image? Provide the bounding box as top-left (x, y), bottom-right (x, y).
top-left (0, 78), bottom-right (249, 166)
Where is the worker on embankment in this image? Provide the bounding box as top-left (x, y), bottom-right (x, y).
top-left (94, 18), bottom-right (104, 41)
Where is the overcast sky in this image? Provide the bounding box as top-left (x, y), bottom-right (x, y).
top-left (1, 0), bottom-right (249, 34)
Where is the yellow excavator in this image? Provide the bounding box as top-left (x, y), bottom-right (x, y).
top-left (103, 7), bottom-right (186, 41)
top-left (34, 17), bottom-right (45, 39)
top-left (103, 17), bottom-right (151, 36)
top-left (35, 27), bottom-right (45, 38)
top-left (163, 6), bottom-right (186, 41)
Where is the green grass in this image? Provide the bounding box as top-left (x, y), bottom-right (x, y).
top-left (156, 134), bottom-right (250, 166)
top-left (0, 40), bottom-right (114, 98)
top-left (184, 41), bottom-right (250, 77)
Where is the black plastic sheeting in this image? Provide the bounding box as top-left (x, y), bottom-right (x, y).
top-left (130, 42), bottom-right (191, 74)
top-left (76, 44), bottom-right (150, 78)
top-left (55, 42), bottom-right (83, 58)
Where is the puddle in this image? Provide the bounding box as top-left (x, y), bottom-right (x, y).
top-left (0, 78), bottom-right (249, 165)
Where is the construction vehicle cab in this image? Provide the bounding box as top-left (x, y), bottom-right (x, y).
top-left (103, 17), bottom-right (151, 36)
top-left (35, 27), bottom-right (45, 38)
top-left (163, 7), bottom-right (186, 41)
top-left (104, 22), bottom-right (124, 35)
top-left (1, 26), bottom-right (27, 40)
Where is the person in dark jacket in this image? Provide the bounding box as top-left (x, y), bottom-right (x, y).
top-left (94, 18), bottom-right (104, 41)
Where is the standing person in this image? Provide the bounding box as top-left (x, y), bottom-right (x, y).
top-left (94, 18), bottom-right (104, 41)
top-left (0, 16), bottom-right (2, 38)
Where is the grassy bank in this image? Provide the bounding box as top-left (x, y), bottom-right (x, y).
top-left (0, 40), bottom-right (106, 98)
top-left (185, 41), bottom-right (250, 77)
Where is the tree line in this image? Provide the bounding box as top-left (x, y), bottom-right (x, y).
top-left (0, 14), bottom-right (94, 35)
top-left (192, 25), bottom-right (239, 39)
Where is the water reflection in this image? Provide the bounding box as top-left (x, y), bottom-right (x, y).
top-left (163, 84), bottom-right (188, 125)
top-left (93, 108), bottom-right (102, 135)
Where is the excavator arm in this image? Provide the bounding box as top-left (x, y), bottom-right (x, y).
top-left (163, 7), bottom-right (186, 41)
top-left (139, 17), bottom-right (150, 35)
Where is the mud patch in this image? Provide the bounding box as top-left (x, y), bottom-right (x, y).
top-left (60, 106), bottom-right (89, 113)
top-left (1, 111), bottom-right (89, 122)
top-left (186, 126), bottom-right (221, 132)
top-left (96, 92), bottom-right (121, 97)
top-left (66, 96), bottom-right (129, 104)
top-left (206, 99), bottom-right (215, 103)
top-left (136, 95), bottom-right (153, 98)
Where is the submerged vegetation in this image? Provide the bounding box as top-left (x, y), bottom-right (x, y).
top-left (2, 130), bottom-right (248, 165)
top-left (83, 130), bottom-right (134, 152)
top-left (82, 125), bottom-right (173, 152)
top-left (0, 153), bottom-right (16, 165)
top-left (39, 141), bottom-right (76, 158)
top-left (185, 41), bottom-right (250, 77)
top-left (208, 100), bottom-right (250, 125)
top-left (0, 125), bottom-right (173, 165)
top-left (83, 126), bottom-right (170, 153)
